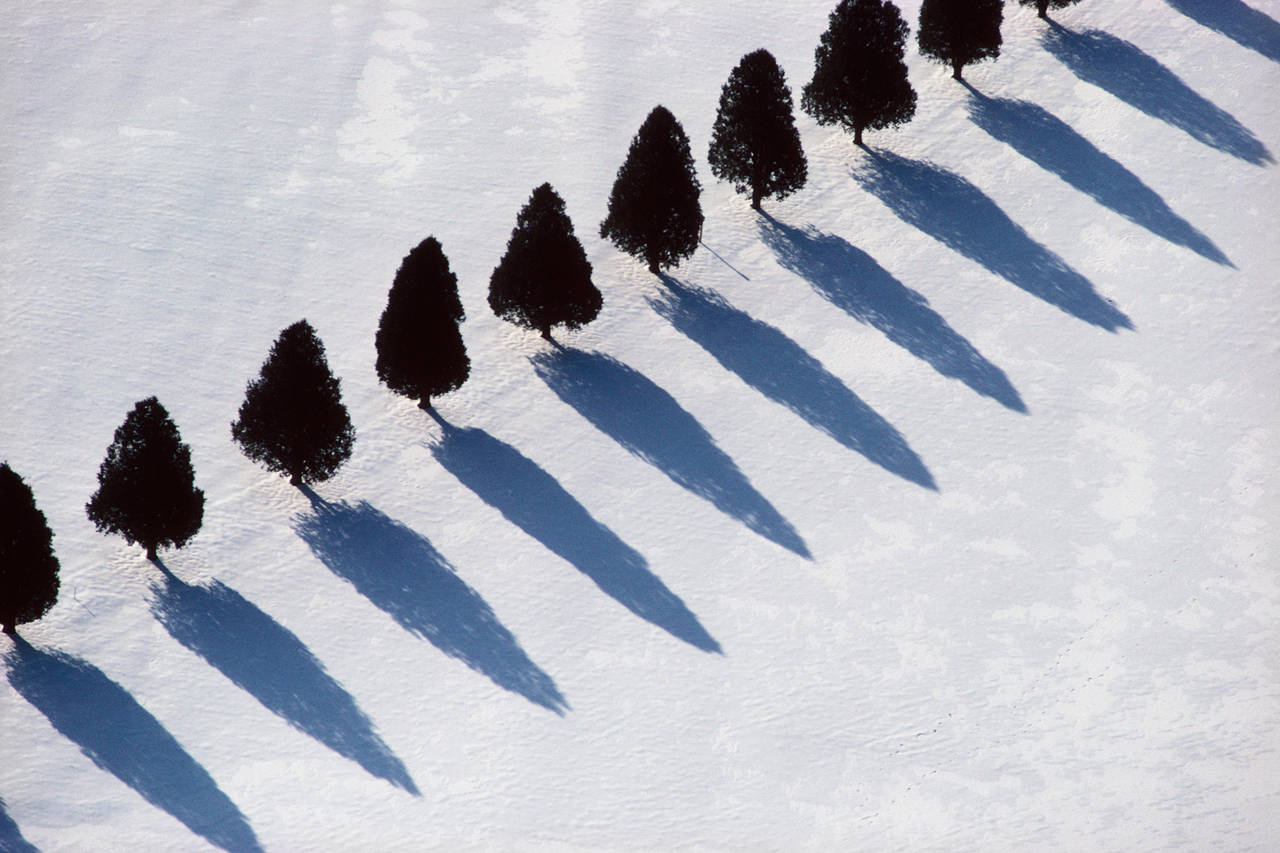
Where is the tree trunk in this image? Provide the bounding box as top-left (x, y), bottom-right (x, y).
top-left (2, 619), bottom-right (15, 635)
top-left (539, 324), bottom-right (553, 342)
top-left (146, 544), bottom-right (158, 562)
top-left (952, 59), bottom-right (964, 80)
top-left (290, 471), bottom-right (302, 488)
top-left (1038, 0), bottom-right (1049, 18)
top-left (648, 257), bottom-right (660, 275)
top-left (419, 396), bottom-right (433, 411)
top-left (854, 125), bottom-right (864, 147)
top-left (751, 184), bottom-right (762, 210)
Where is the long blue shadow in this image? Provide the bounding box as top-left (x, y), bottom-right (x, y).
top-left (965, 86), bottom-right (1232, 266)
top-left (149, 565), bottom-right (419, 794)
top-left (1166, 0), bottom-right (1280, 64)
top-left (427, 417), bottom-right (721, 653)
top-left (649, 276), bottom-right (939, 488)
top-left (294, 497), bottom-right (567, 714)
top-left (853, 149), bottom-right (1133, 332)
top-left (0, 797), bottom-right (39, 853)
top-left (4, 638), bottom-right (262, 853)
top-left (757, 217), bottom-right (1026, 412)
top-left (1043, 24), bottom-right (1272, 165)
top-left (532, 348), bottom-right (812, 559)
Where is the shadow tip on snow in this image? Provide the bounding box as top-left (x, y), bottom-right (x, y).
top-left (1165, 0), bottom-right (1280, 65)
top-left (0, 797), bottom-right (39, 853)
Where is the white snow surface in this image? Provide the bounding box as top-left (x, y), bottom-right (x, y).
top-left (3, 1), bottom-right (1278, 850)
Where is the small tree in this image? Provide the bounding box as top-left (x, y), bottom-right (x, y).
top-left (1018, 0), bottom-right (1082, 21)
top-left (86, 398), bottom-right (205, 562)
top-left (231, 320), bottom-right (355, 487)
top-left (490, 183), bottom-right (602, 341)
top-left (0, 463), bottom-right (60, 634)
top-left (801, 0), bottom-right (917, 147)
top-left (376, 237), bottom-right (470, 409)
top-left (918, 0), bottom-right (1004, 81)
top-left (709, 49), bottom-right (808, 211)
top-left (600, 106), bottom-right (704, 274)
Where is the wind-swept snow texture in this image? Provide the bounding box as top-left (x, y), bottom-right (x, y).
top-left (3, 1), bottom-right (1278, 850)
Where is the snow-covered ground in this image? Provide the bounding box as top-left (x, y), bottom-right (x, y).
top-left (3, 1), bottom-right (1278, 850)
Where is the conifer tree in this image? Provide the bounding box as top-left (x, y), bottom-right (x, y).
top-left (600, 106), bottom-right (704, 274)
top-left (490, 183), bottom-right (602, 341)
top-left (86, 397), bottom-right (205, 562)
top-left (1018, 0), bottom-right (1081, 21)
top-left (801, 0), bottom-right (917, 147)
top-left (376, 237), bottom-right (470, 409)
top-left (0, 463), bottom-right (60, 634)
top-left (709, 49), bottom-right (808, 211)
top-left (918, 0), bottom-right (1004, 81)
top-left (231, 320), bottom-right (355, 487)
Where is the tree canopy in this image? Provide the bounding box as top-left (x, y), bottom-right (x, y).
top-left (917, 0), bottom-right (1005, 80)
top-left (0, 463), bottom-right (60, 634)
top-left (1018, 0), bottom-right (1082, 21)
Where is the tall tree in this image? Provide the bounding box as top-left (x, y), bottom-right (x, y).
top-left (86, 398), bottom-right (205, 562)
top-left (801, 0), bottom-right (917, 147)
top-left (918, 0), bottom-right (1004, 81)
top-left (231, 320), bottom-right (355, 487)
top-left (709, 49), bottom-right (808, 211)
top-left (600, 106), bottom-right (704, 274)
top-left (376, 237), bottom-right (470, 410)
top-left (1017, 0), bottom-right (1082, 21)
top-left (490, 183), bottom-right (602, 341)
top-left (0, 463), bottom-right (60, 634)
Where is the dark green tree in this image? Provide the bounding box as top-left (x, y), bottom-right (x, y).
top-left (0, 463), bottom-right (60, 634)
top-left (600, 106), bottom-right (704, 274)
top-left (801, 0), bottom-right (917, 147)
top-left (918, 0), bottom-right (1004, 81)
top-left (490, 183), bottom-right (602, 341)
top-left (231, 320), bottom-right (355, 487)
top-left (709, 49), bottom-right (808, 211)
top-left (1018, 0), bottom-right (1082, 21)
top-left (86, 398), bottom-right (205, 562)
top-left (376, 237), bottom-right (470, 409)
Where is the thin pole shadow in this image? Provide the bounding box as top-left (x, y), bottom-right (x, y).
top-left (531, 348), bottom-right (813, 559)
top-left (852, 149), bottom-right (1133, 332)
top-left (426, 416), bottom-right (722, 653)
top-left (149, 562), bottom-right (419, 794)
top-left (756, 216), bottom-right (1027, 412)
top-left (649, 276), bottom-right (939, 489)
top-left (294, 494), bottom-right (568, 714)
top-left (1166, 0), bottom-right (1280, 64)
top-left (0, 797), bottom-right (39, 853)
top-left (4, 637), bottom-right (263, 853)
top-left (964, 84), bottom-right (1232, 266)
top-left (1043, 24), bottom-right (1273, 165)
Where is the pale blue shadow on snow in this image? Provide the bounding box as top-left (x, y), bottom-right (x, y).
top-left (148, 562), bottom-right (419, 794)
top-left (3, 638), bottom-right (262, 853)
top-left (756, 216), bottom-right (1026, 413)
top-left (1166, 0), bottom-right (1280, 64)
top-left (294, 495), bottom-right (568, 714)
top-left (852, 149), bottom-right (1133, 332)
top-left (531, 347), bottom-right (812, 559)
top-left (427, 415), bottom-right (721, 653)
top-left (648, 275), bottom-right (940, 488)
top-left (0, 796), bottom-right (39, 853)
top-left (1043, 24), bottom-right (1273, 166)
top-left (964, 85), bottom-right (1232, 266)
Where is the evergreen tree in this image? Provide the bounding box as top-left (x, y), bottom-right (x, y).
top-left (801, 0), bottom-right (917, 147)
top-left (231, 320), bottom-right (355, 487)
top-left (600, 106), bottom-right (704, 274)
top-left (917, 0), bottom-right (1004, 81)
top-left (86, 398), bottom-right (205, 562)
top-left (1018, 0), bottom-right (1082, 21)
top-left (490, 183), bottom-right (602, 341)
top-left (376, 237), bottom-right (470, 409)
top-left (0, 463), bottom-right (60, 634)
top-left (709, 49), bottom-right (808, 211)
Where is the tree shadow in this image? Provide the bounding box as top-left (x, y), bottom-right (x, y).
top-left (426, 417), bottom-right (721, 653)
top-left (3, 638), bottom-right (262, 853)
top-left (756, 217), bottom-right (1027, 413)
top-left (531, 348), bottom-right (812, 559)
top-left (965, 85), bottom-right (1232, 266)
top-left (1166, 0), bottom-right (1280, 65)
top-left (148, 563), bottom-right (419, 794)
top-left (648, 276), bottom-right (940, 489)
top-left (852, 149), bottom-right (1133, 332)
top-left (1043, 24), bottom-right (1273, 166)
top-left (294, 495), bottom-right (567, 714)
top-left (0, 797), bottom-right (39, 853)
